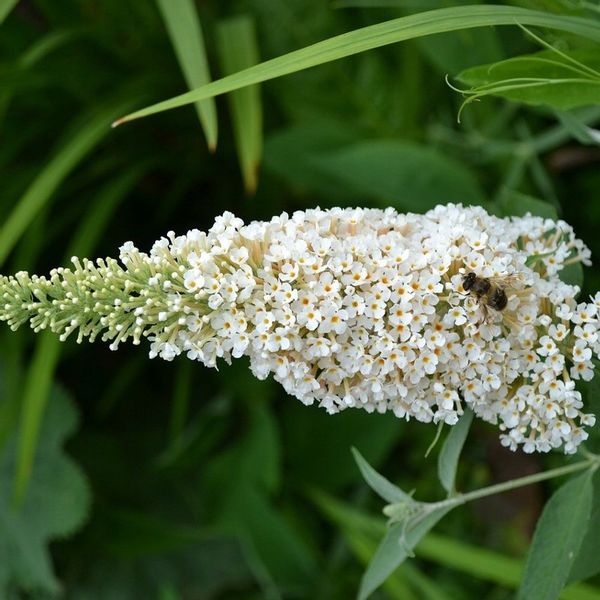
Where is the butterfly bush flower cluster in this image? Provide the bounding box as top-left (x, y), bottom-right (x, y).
top-left (0, 204), bottom-right (598, 453)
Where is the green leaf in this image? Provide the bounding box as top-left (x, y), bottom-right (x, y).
top-left (312, 490), bottom-right (600, 599)
top-left (0, 384), bottom-right (90, 593)
top-left (216, 16), bottom-right (263, 194)
top-left (559, 262), bottom-right (584, 289)
top-left (498, 191), bottom-right (559, 219)
top-left (220, 486), bottom-right (317, 592)
top-left (358, 507), bottom-right (452, 600)
top-left (0, 101), bottom-right (132, 267)
top-left (313, 140), bottom-right (486, 211)
top-left (456, 49), bottom-right (600, 112)
top-left (556, 111), bottom-right (600, 146)
top-left (13, 332), bottom-right (63, 505)
top-left (0, 0), bottom-right (18, 24)
top-left (335, 0), bottom-right (442, 6)
top-left (264, 120), bottom-right (364, 202)
top-left (338, 0), bottom-right (504, 75)
top-left (352, 448), bottom-right (411, 504)
top-left (65, 168), bottom-right (146, 258)
top-left (113, 6), bottom-right (600, 126)
top-left (437, 408), bottom-right (473, 495)
top-left (283, 402), bottom-right (401, 490)
top-left (13, 171), bottom-right (143, 504)
top-left (568, 469), bottom-right (600, 584)
top-left (155, 0), bottom-right (217, 149)
top-left (518, 470), bottom-right (594, 600)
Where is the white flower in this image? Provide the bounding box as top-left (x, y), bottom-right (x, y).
top-left (2, 204), bottom-right (599, 455)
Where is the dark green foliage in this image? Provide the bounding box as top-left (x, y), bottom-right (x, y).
top-left (0, 385), bottom-right (89, 594)
top-left (1, 1), bottom-right (600, 599)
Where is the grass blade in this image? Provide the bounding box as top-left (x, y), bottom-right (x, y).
top-left (0, 101), bottom-right (132, 268)
top-left (113, 6), bottom-right (600, 126)
top-left (0, 0), bottom-right (18, 24)
top-left (13, 331), bottom-right (63, 506)
top-left (156, 0), bottom-right (217, 150)
top-left (216, 15), bottom-right (263, 194)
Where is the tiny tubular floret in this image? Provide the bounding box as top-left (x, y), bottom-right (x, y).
top-left (0, 204), bottom-right (598, 454)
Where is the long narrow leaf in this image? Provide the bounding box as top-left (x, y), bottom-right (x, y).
top-left (352, 447), bottom-right (411, 504)
top-left (114, 6), bottom-right (600, 126)
top-left (437, 408), bottom-right (473, 495)
top-left (156, 0), bottom-right (217, 149)
top-left (216, 15), bottom-right (262, 194)
top-left (0, 101), bottom-right (132, 267)
top-left (13, 332), bottom-right (63, 505)
top-left (358, 507), bottom-right (452, 600)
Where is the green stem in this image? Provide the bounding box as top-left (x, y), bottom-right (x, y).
top-left (434, 457), bottom-right (598, 511)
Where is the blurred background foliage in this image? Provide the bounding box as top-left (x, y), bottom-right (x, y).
top-left (1, 0), bottom-right (600, 598)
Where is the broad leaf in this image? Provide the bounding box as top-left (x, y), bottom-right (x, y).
top-left (568, 469), bottom-right (600, 583)
top-left (437, 408), bottom-right (473, 495)
top-left (264, 120), bottom-right (364, 202)
top-left (0, 385), bottom-right (90, 594)
top-left (559, 262), bottom-right (584, 289)
top-left (518, 470), bottom-right (594, 600)
top-left (457, 49), bottom-right (600, 112)
top-left (314, 140), bottom-right (486, 211)
top-left (498, 191), bottom-right (559, 219)
top-left (283, 402), bottom-right (401, 490)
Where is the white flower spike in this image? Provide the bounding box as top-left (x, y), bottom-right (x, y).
top-left (1, 204), bottom-right (597, 454)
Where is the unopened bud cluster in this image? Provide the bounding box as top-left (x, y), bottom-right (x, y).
top-left (0, 204), bottom-right (598, 453)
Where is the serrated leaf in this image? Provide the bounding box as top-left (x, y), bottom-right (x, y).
top-left (437, 408), bottom-right (473, 495)
top-left (313, 140), bottom-right (486, 211)
top-left (518, 470), bottom-right (594, 600)
top-left (113, 6), bottom-right (600, 126)
top-left (456, 49), bottom-right (600, 112)
top-left (156, 0), bottom-right (217, 149)
top-left (0, 385), bottom-right (90, 594)
top-left (352, 447), bottom-right (411, 504)
top-left (358, 507), bottom-right (452, 600)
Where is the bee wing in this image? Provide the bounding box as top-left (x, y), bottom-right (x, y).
top-left (486, 274), bottom-right (522, 289)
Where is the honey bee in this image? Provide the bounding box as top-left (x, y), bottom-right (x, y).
top-left (462, 272), bottom-right (508, 320)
